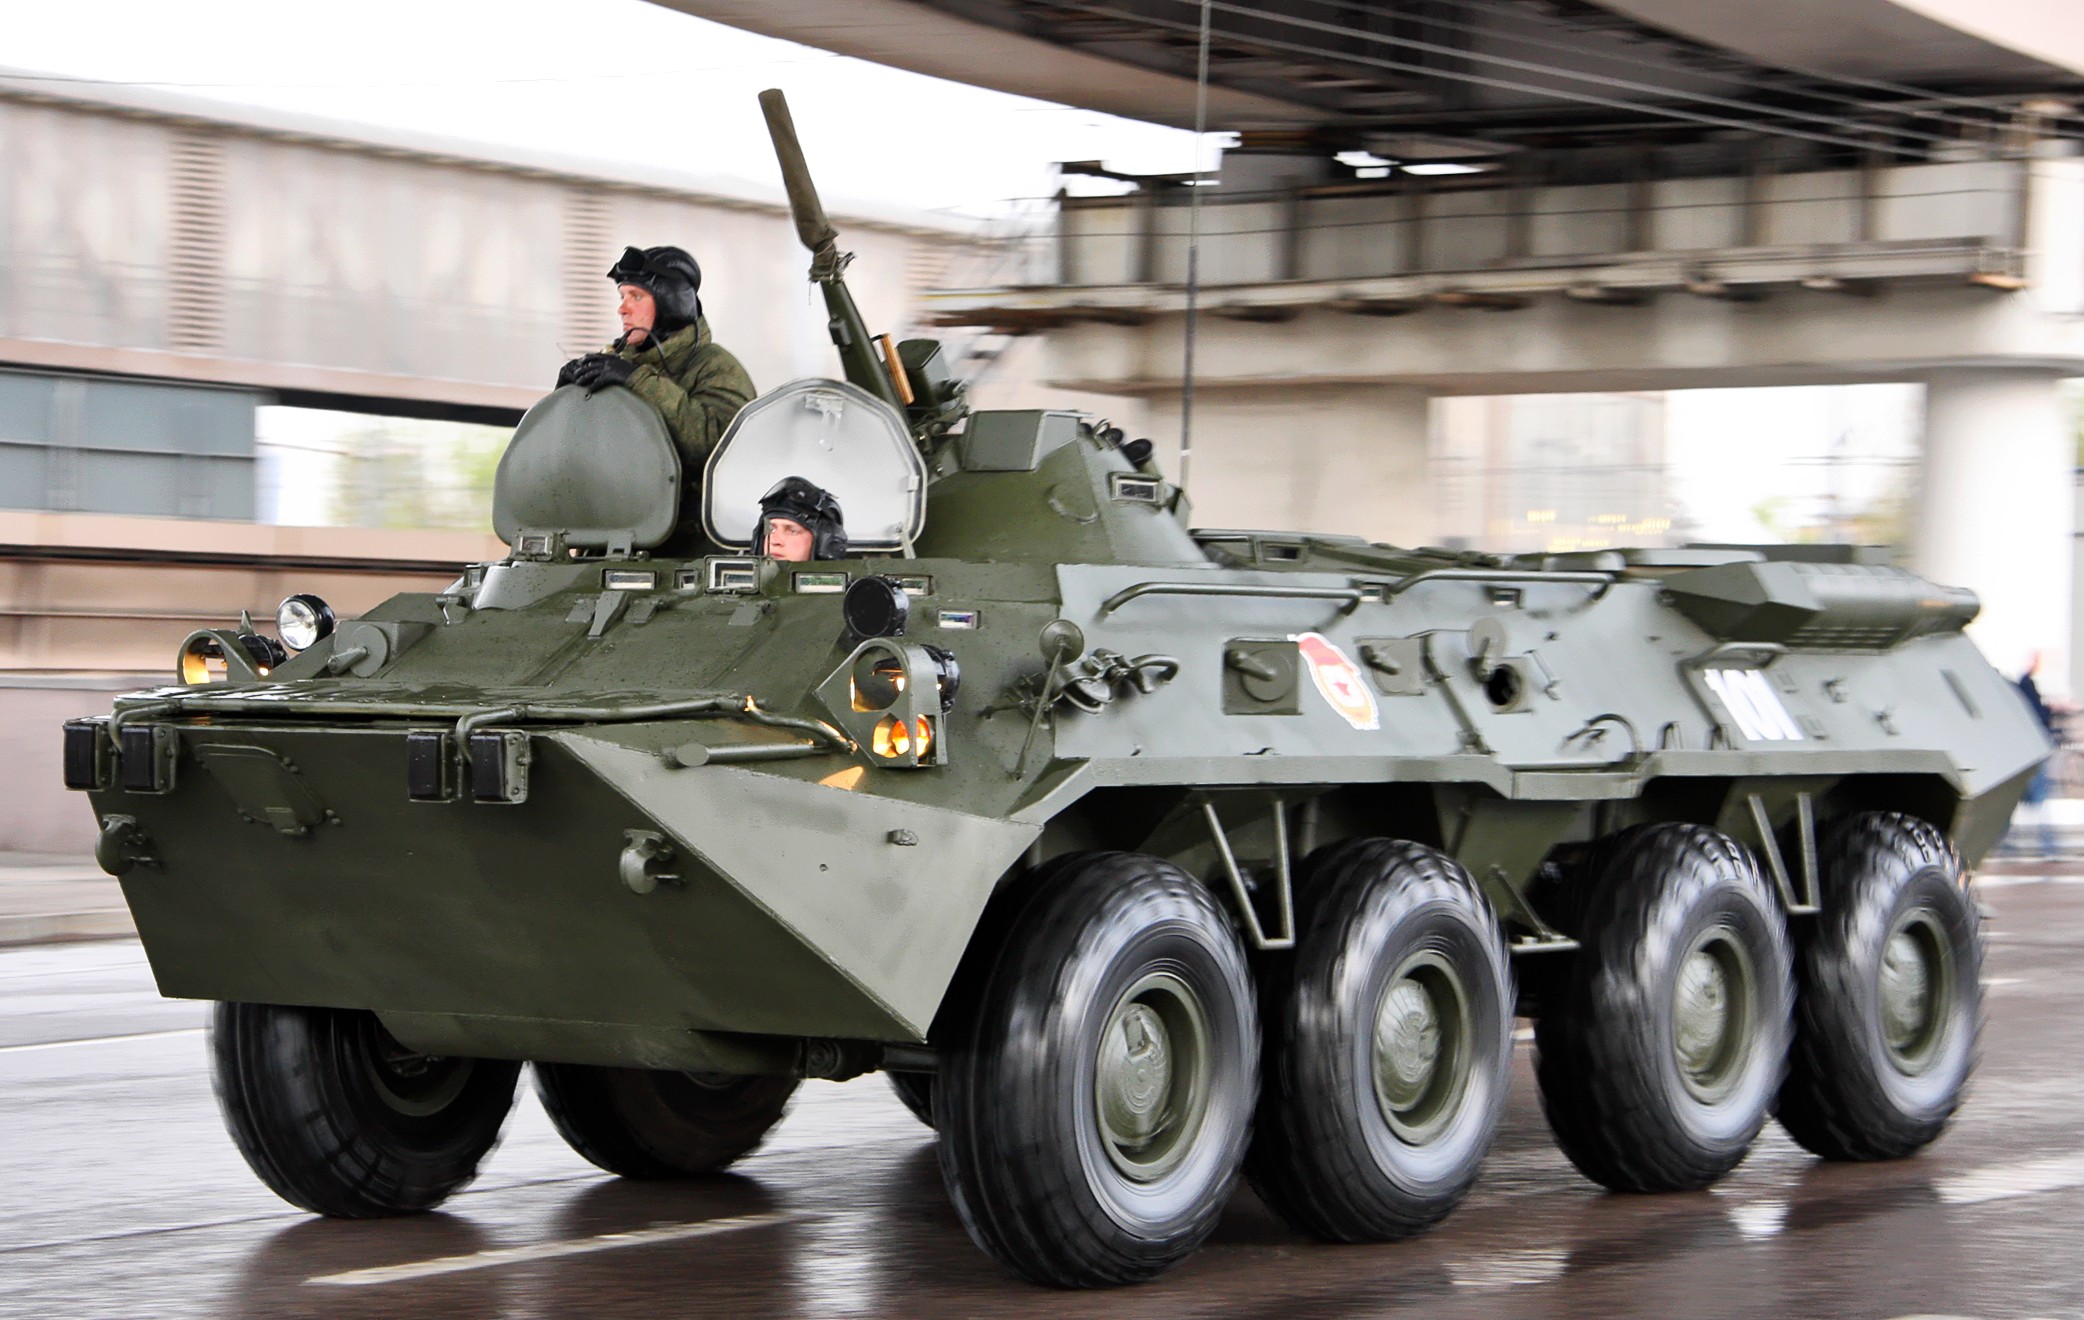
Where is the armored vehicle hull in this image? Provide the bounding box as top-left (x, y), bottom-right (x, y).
top-left (64, 92), bottom-right (2047, 1287)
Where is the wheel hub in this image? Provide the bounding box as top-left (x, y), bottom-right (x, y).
top-left (1372, 951), bottom-right (1472, 1143)
top-left (1880, 907), bottom-right (1951, 1073)
top-left (356, 1018), bottom-right (472, 1118)
top-left (1672, 929), bottom-right (1753, 1103)
top-left (1099, 1004), bottom-right (1173, 1143)
top-left (1094, 972), bottom-right (1211, 1182)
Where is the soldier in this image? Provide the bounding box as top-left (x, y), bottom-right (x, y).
top-left (556, 245), bottom-right (755, 488)
top-left (752, 476), bottom-right (848, 562)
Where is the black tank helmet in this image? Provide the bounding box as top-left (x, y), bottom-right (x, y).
top-left (607, 245), bottom-right (703, 337)
top-left (753, 475), bottom-right (848, 560)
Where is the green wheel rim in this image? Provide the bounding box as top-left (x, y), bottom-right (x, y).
top-left (1371, 950), bottom-right (1474, 1143)
top-left (1879, 906), bottom-right (1954, 1075)
top-left (1672, 926), bottom-right (1757, 1104)
top-left (355, 1016), bottom-right (472, 1118)
top-left (1094, 971), bottom-right (1213, 1182)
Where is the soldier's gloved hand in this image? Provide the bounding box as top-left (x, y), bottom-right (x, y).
top-left (555, 355), bottom-right (599, 388)
top-left (581, 357), bottom-right (637, 392)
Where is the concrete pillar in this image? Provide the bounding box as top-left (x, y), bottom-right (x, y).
top-left (1140, 385), bottom-right (1435, 545)
top-left (1916, 370), bottom-right (2075, 693)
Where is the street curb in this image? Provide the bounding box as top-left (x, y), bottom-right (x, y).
top-left (0, 910), bottom-right (136, 946)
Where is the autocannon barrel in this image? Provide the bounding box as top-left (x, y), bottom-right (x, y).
top-left (757, 87), bottom-right (905, 413)
top-left (759, 88), bottom-right (838, 256)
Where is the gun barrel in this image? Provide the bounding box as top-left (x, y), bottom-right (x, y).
top-left (759, 89), bottom-right (839, 255)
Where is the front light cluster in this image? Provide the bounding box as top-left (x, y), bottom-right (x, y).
top-left (871, 715), bottom-right (935, 760)
top-left (817, 638), bottom-right (959, 769)
top-left (276, 594), bottom-right (335, 652)
top-left (177, 629), bottom-right (287, 685)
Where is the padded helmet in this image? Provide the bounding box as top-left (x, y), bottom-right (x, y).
top-left (607, 244), bottom-right (703, 336)
top-left (753, 475), bottom-right (848, 560)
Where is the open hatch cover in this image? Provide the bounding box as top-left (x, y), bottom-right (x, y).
top-left (703, 379), bottom-right (926, 552)
top-left (493, 386), bottom-right (682, 552)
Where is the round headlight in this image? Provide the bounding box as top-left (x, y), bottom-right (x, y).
top-left (842, 576), bottom-right (909, 640)
top-left (277, 594), bottom-right (335, 652)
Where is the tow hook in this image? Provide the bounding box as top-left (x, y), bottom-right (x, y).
top-left (95, 815), bottom-right (159, 877)
top-left (619, 829), bottom-right (679, 894)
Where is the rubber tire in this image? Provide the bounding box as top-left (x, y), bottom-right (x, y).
top-left (937, 852), bottom-right (1259, 1288)
top-left (1778, 812), bottom-right (1981, 1160)
top-left (210, 1002), bottom-right (520, 1217)
top-left (533, 1064), bottom-right (797, 1178)
top-left (887, 1071), bottom-right (936, 1130)
top-left (1534, 824), bottom-right (1794, 1192)
top-left (1249, 839), bottom-right (1514, 1241)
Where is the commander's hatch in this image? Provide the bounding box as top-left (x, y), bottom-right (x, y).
top-left (493, 386), bottom-right (681, 558)
top-left (703, 379), bottom-right (926, 552)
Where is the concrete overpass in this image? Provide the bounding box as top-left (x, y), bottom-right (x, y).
top-left (671, 0), bottom-right (2084, 693)
top-left (663, 1), bottom-right (2083, 142)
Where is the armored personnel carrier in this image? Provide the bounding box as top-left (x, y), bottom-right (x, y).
top-left (64, 92), bottom-right (2044, 1288)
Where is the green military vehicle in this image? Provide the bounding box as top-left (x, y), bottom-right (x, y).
top-left (64, 92), bottom-right (2043, 1288)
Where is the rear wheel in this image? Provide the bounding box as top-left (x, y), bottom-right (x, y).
top-left (937, 852), bottom-right (1259, 1287)
top-left (1249, 839), bottom-right (1513, 1241)
top-left (1534, 824), bottom-right (1793, 1192)
top-left (211, 1002), bottom-right (519, 1217)
top-left (1778, 813), bottom-right (1981, 1160)
top-left (532, 1064), bottom-right (796, 1178)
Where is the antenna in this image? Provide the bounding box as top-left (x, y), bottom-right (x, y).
top-left (1178, 0), bottom-right (1212, 493)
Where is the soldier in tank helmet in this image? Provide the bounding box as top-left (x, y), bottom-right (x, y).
top-left (752, 476), bottom-right (847, 562)
top-left (556, 245), bottom-right (756, 490)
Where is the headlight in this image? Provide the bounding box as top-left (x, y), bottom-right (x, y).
top-left (277, 594), bottom-right (336, 651)
top-left (179, 633), bottom-right (224, 685)
top-left (842, 576), bottom-right (909, 640)
top-left (238, 633), bottom-right (288, 675)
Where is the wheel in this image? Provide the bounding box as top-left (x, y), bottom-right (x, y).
top-left (1249, 839), bottom-right (1513, 1241)
top-left (1534, 824), bottom-right (1793, 1192)
top-left (532, 1064), bottom-right (797, 1178)
top-left (1778, 812), bottom-right (1981, 1160)
top-left (210, 1002), bottom-right (519, 1217)
top-left (937, 852), bottom-right (1259, 1287)
top-left (886, 1071), bottom-right (936, 1130)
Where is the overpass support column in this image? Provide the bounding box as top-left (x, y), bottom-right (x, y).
top-left (1916, 370), bottom-right (2074, 691)
top-left (1145, 385), bottom-right (1435, 544)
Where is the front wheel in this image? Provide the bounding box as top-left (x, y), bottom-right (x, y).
top-left (1778, 813), bottom-right (1981, 1160)
top-left (211, 1003), bottom-right (519, 1217)
top-left (937, 852), bottom-right (1259, 1287)
top-left (532, 1064), bottom-right (797, 1178)
top-left (1249, 839), bottom-right (1513, 1241)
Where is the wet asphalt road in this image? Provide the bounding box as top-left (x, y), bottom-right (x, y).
top-left (4, 873), bottom-right (2083, 1320)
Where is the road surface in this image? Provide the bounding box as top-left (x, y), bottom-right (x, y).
top-left (3, 870), bottom-right (2081, 1318)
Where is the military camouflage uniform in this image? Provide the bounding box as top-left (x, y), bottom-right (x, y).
top-left (607, 317), bottom-right (756, 475)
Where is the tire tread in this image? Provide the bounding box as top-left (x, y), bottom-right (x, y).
top-left (1533, 824), bottom-right (1793, 1192)
top-left (1777, 812), bottom-right (1981, 1161)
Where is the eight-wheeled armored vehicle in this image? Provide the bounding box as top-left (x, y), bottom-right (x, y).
top-left (64, 92), bottom-right (2047, 1287)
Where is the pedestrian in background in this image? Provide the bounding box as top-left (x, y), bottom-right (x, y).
top-left (2010, 651), bottom-right (2063, 858)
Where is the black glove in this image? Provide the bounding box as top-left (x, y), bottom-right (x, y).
top-left (555, 354), bottom-right (599, 388)
top-left (580, 356), bottom-right (637, 392)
